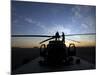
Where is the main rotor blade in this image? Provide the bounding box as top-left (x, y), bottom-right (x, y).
top-left (65, 33), bottom-right (96, 36)
top-left (40, 37), bottom-right (54, 44)
top-left (11, 35), bottom-right (52, 37)
top-left (66, 38), bottom-right (80, 43)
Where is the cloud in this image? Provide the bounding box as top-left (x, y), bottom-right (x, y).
top-left (24, 17), bottom-right (72, 35)
top-left (25, 18), bottom-right (36, 24)
top-left (45, 24), bottom-right (71, 35)
top-left (71, 6), bottom-right (82, 19)
top-left (12, 19), bottom-right (18, 24)
top-left (71, 5), bottom-right (95, 20)
top-left (71, 5), bottom-right (96, 33)
top-left (24, 17), bottom-right (47, 32)
top-left (81, 23), bottom-right (88, 29)
top-left (81, 16), bottom-right (96, 33)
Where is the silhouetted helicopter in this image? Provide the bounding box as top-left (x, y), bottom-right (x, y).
top-left (12, 32), bottom-right (95, 66)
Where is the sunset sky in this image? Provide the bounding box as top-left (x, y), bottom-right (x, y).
top-left (11, 1), bottom-right (96, 48)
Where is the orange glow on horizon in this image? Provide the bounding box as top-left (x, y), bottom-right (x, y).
top-left (65, 40), bottom-right (96, 47)
top-left (12, 40), bottom-right (96, 48)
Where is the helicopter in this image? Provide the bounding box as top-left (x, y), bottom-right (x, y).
top-left (12, 32), bottom-right (96, 66)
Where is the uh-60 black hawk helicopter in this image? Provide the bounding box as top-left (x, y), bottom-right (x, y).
top-left (12, 32), bottom-right (95, 67)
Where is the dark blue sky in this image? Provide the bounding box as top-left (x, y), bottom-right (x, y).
top-left (11, 1), bottom-right (96, 35)
top-left (11, 1), bottom-right (96, 47)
